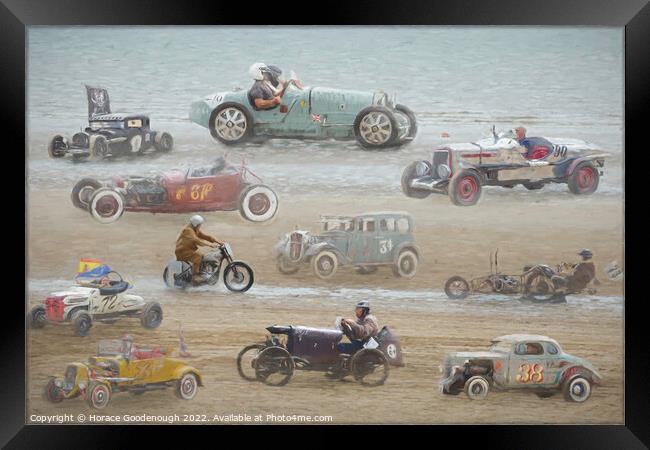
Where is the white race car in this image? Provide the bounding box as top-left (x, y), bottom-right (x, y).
top-left (28, 272), bottom-right (162, 336)
top-left (402, 127), bottom-right (609, 206)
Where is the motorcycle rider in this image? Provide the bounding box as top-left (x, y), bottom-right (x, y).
top-left (552, 249), bottom-right (599, 292)
top-left (247, 62), bottom-right (289, 111)
top-left (175, 215), bottom-right (223, 283)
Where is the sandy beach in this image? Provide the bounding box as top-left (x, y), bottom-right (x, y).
top-left (27, 189), bottom-right (624, 424)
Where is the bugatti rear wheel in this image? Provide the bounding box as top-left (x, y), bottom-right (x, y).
top-left (394, 104), bottom-right (418, 144)
top-left (354, 106), bottom-right (399, 149)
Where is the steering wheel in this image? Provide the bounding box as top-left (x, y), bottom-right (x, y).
top-left (105, 271), bottom-right (124, 282)
top-left (285, 78), bottom-right (304, 91)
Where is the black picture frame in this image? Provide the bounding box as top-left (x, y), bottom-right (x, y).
top-left (5, 0), bottom-right (647, 447)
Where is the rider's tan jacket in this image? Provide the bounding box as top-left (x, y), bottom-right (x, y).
top-left (175, 225), bottom-right (218, 260)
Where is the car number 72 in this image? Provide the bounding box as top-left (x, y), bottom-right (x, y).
top-left (98, 295), bottom-right (118, 313)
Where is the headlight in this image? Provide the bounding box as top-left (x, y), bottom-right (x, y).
top-left (72, 132), bottom-right (89, 146)
top-left (437, 164), bottom-right (451, 179)
top-left (415, 161), bottom-right (430, 176)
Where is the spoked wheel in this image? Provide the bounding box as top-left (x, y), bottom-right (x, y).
top-left (449, 170), bottom-right (482, 206)
top-left (354, 106), bottom-right (399, 148)
top-left (525, 273), bottom-right (556, 301)
top-left (86, 382), bottom-right (111, 409)
top-left (444, 276), bottom-right (470, 299)
top-left (163, 262), bottom-right (191, 289)
top-left (568, 162), bottom-right (599, 195)
top-left (351, 349), bottom-right (389, 387)
top-left (223, 261), bottom-right (254, 292)
top-left (89, 188), bottom-right (125, 224)
top-left (210, 103), bottom-right (252, 145)
top-left (237, 344), bottom-right (264, 381)
top-left (239, 185), bottom-right (279, 222)
top-left (312, 250), bottom-right (338, 280)
top-left (254, 346), bottom-right (294, 386)
top-left (392, 249), bottom-right (418, 278)
top-left (175, 373), bottom-right (199, 400)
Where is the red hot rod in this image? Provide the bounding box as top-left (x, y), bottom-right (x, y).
top-left (71, 157), bottom-right (279, 223)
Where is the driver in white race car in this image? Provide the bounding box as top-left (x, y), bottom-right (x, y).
top-left (338, 300), bottom-right (380, 354)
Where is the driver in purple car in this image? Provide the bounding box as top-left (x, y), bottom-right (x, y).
top-left (326, 301), bottom-right (380, 378)
top-left (338, 301), bottom-right (380, 354)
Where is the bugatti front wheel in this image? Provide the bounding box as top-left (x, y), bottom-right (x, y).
top-left (210, 103), bottom-right (252, 145)
top-left (354, 106), bottom-right (399, 149)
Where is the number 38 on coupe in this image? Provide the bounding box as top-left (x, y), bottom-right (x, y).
top-left (438, 334), bottom-right (602, 402)
top-left (402, 127), bottom-right (608, 206)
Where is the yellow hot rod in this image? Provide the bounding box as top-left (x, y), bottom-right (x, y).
top-left (44, 336), bottom-right (203, 409)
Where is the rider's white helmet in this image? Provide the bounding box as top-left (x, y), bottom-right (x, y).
top-left (248, 62), bottom-right (268, 81)
top-left (190, 215), bottom-right (205, 227)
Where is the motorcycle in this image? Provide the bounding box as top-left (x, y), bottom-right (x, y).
top-left (444, 250), bottom-right (595, 301)
top-left (163, 243), bottom-right (254, 292)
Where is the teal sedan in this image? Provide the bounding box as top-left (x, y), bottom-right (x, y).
top-left (189, 77), bottom-right (417, 148)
